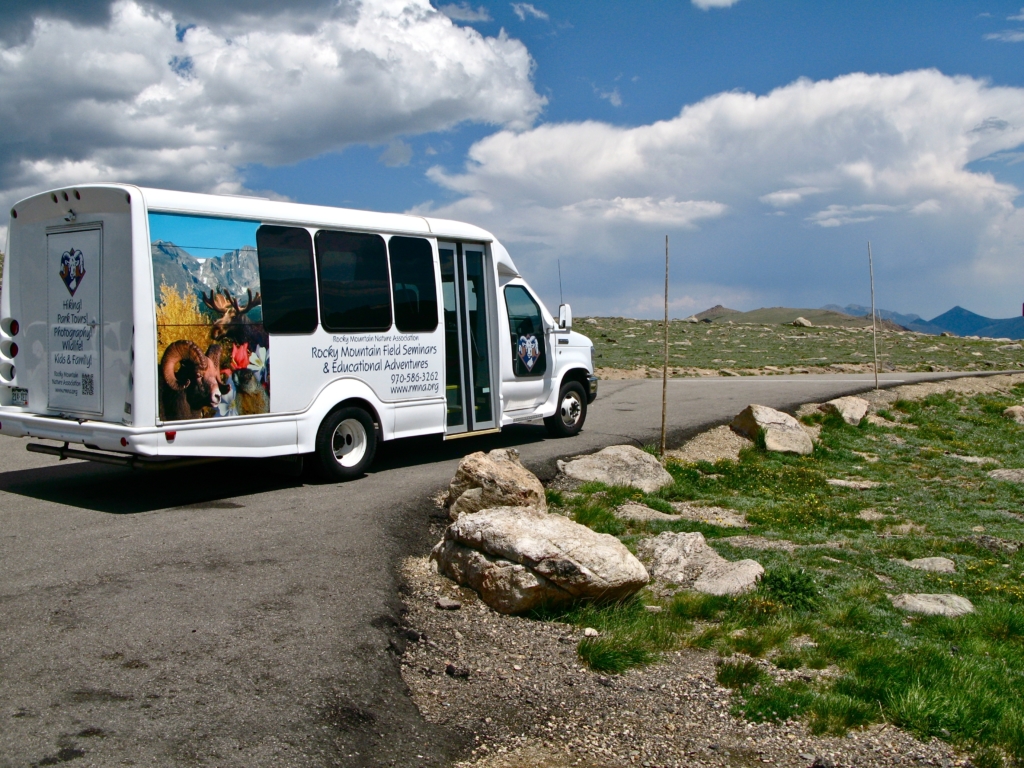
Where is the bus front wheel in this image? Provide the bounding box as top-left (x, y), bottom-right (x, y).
top-left (316, 407), bottom-right (377, 480)
top-left (545, 380), bottom-right (587, 437)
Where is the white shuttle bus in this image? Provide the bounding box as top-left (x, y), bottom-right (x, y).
top-left (0, 185), bottom-right (598, 479)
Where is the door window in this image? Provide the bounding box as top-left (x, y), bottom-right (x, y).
top-left (504, 285), bottom-right (546, 377)
top-left (315, 230), bottom-right (391, 331)
top-left (388, 236), bottom-right (438, 333)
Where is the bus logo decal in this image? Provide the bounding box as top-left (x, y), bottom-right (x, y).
top-left (59, 247), bottom-right (86, 296)
top-left (517, 334), bottom-right (540, 372)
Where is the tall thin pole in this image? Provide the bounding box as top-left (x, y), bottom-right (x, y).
top-left (660, 235), bottom-right (669, 458)
top-left (869, 241), bottom-right (879, 390)
top-left (558, 259), bottom-right (564, 305)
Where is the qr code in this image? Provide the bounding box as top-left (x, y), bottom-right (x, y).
top-left (82, 374), bottom-right (94, 396)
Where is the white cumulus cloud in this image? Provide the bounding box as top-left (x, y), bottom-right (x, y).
top-left (421, 70), bottom-right (1024, 317)
top-left (437, 3), bottom-right (492, 22)
top-left (0, 0), bottom-right (544, 209)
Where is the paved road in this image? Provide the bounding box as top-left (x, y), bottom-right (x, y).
top-left (0, 372), bottom-right (985, 767)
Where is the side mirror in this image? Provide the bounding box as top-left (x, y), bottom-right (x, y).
top-left (558, 303), bottom-right (572, 331)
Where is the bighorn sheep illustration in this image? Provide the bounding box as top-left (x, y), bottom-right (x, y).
top-left (159, 340), bottom-right (226, 421)
top-left (201, 288), bottom-right (269, 350)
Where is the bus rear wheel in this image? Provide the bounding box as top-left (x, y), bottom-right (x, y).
top-left (316, 406), bottom-right (377, 480)
top-left (545, 380), bottom-right (587, 437)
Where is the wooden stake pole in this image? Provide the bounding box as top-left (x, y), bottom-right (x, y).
top-left (661, 235), bottom-right (669, 458)
top-left (869, 241), bottom-right (879, 391)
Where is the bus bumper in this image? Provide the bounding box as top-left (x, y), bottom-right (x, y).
top-left (586, 374), bottom-right (598, 404)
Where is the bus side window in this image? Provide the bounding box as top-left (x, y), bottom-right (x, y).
top-left (315, 230), bottom-right (392, 331)
top-left (504, 285), bottom-right (547, 377)
top-left (256, 226), bottom-right (318, 334)
top-left (389, 236), bottom-right (438, 333)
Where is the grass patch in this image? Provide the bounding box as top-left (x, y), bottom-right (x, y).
top-left (559, 384), bottom-right (1024, 762)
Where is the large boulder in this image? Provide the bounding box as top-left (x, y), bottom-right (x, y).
top-left (446, 448), bottom-right (546, 520)
top-left (731, 404), bottom-right (813, 455)
top-left (636, 531), bottom-right (763, 596)
top-left (556, 444), bottom-right (674, 493)
top-left (820, 396), bottom-right (870, 425)
top-left (431, 506), bottom-right (649, 614)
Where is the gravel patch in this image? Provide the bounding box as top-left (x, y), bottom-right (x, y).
top-left (665, 426), bottom-right (752, 464)
top-left (669, 502), bottom-right (749, 528)
top-left (398, 557), bottom-right (965, 768)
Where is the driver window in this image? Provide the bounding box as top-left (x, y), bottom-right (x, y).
top-left (504, 285), bottom-right (546, 377)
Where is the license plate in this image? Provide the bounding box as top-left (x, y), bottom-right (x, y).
top-left (12, 387), bottom-right (28, 407)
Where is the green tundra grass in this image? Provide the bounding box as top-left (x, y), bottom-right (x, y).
top-left (542, 387), bottom-right (1024, 766)
top-left (582, 316), bottom-right (1024, 375)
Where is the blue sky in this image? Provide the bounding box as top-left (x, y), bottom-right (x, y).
top-left (3, 1), bottom-right (1024, 319)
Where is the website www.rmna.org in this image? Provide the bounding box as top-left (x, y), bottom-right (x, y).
top-left (390, 382), bottom-right (440, 395)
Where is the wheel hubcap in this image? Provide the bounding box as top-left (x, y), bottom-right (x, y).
top-left (560, 393), bottom-right (582, 427)
top-left (332, 418), bottom-right (367, 467)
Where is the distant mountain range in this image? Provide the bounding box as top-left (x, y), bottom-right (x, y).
top-left (821, 304), bottom-right (1024, 339)
top-left (152, 241), bottom-right (263, 321)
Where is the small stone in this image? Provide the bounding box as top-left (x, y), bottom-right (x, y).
top-left (644, 605), bottom-right (663, 613)
top-left (812, 757), bottom-right (836, 768)
top-left (972, 525), bottom-right (986, 533)
top-left (614, 502), bottom-right (682, 522)
top-left (731, 404), bottom-right (813, 455)
top-left (857, 508), bottom-right (885, 521)
top-left (1003, 405), bottom-right (1024, 425)
top-left (988, 468), bottom-right (1024, 483)
top-left (820, 396), bottom-right (870, 425)
top-left (445, 663), bottom-right (470, 679)
top-left (827, 478), bottom-right (881, 490)
top-left (793, 317), bottom-right (813, 327)
top-left (895, 557), bottom-right (956, 573)
top-left (402, 628), bottom-right (422, 642)
top-left (435, 597), bottom-right (462, 610)
top-left (889, 593), bottom-right (974, 617)
top-left (949, 454), bottom-right (998, 465)
top-left (583, 627), bottom-right (599, 637)
top-left (596, 676), bottom-right (613, 687)
top-left (693, 559), bottom-right (764, 596)
top-left (968, 534), bottom-right (1020, 555)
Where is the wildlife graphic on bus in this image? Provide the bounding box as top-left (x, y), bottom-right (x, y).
top-left (518, 334), bottom-right (540, 372)
top-left (149, 213), bottom-right (269, 422)
top-left (59, 247), bottom-right (86, 296)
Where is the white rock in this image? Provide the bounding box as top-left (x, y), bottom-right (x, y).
top-left (827, 478), bottom-right (881, 490)
top-left (793, 317), bottom-right (813, 327)
top-left (988, 468), bottom-right (1024, 483)
top-left (585, 318), bottom-right (599, 325)
top-left (1003, 405), bottom-right (1024, 425)
top-left (446, 448), bottom-right (546, 520)
top-left (684, 315), bottom-right (699, 323)
top-left (615, 503), bottom-right (682, 522)
top-left (557, 444), bottom-right (674, 493)
top-left (583, 627), bottom-right (599, 637)
top-left (997, 343), bottom-right (1022, 350)
top-left (895, 557), bottom-right (956, 573)
top-left (820, 396), bottom-right (870, 425)
top-left (731, 404), bottom-right (813, 455)
top-left (431, 506), bottom-right (649, 614)
top-left (637, 531), bottom-right (722, 585)
top-left (636, 531), bottom-right (762, 595)
top-left (693, 559), bottom-right (764, 596)
top-left (669, 502), bottom-right (748, 528)
top-left (889, 593), bottom-right (974, 617)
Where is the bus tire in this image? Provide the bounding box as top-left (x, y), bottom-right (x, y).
top-left (315, 406), bottom-right (377, 480)
top-left (545, 380), bottom-right (587, 437)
